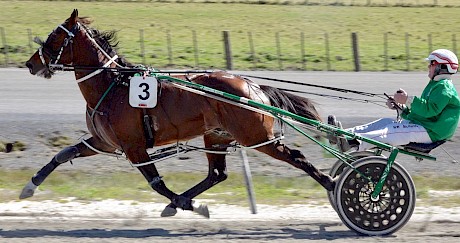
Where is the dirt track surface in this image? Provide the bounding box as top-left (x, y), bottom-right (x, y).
top-left (1, 68), bottom-right (460, 242)
top-left (1, 200), bottom-right (460, 242)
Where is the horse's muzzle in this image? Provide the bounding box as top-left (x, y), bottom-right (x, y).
top-left (25, 60), bottom-right (36, 75)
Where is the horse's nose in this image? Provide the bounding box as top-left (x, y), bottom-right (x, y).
top-left (25, 61), bottom-right (33, 73)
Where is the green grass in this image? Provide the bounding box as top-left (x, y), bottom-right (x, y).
top-left (1, 169), bottom-right (459, 207)
top-left (0, 169), bottom-right (326, 205)
top-left (1, 1), bottom-right (460, 71)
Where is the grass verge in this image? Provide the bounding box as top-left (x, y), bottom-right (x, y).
top-left (1, 169), bottom-right (459, 207)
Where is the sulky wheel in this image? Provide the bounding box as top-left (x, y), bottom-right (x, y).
top-left (334, 156), bottom-right (415, 236)
top-left (328, 151), bottom-right (381, 212)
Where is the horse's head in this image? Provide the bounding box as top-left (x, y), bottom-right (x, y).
top-left (26, 9), bottom-right (83, 79)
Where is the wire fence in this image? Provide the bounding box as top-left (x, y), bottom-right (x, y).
top-left (2, 26), bottom-right (458, 71)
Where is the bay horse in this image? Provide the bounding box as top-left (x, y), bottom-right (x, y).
top-left (22, 9), bottom-right (335, 217)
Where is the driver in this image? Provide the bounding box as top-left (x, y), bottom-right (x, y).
top-left (329, 49), bottom-right (460, 152)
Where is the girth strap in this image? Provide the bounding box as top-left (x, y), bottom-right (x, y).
top-left (143, 109), bottom-right (155, 148)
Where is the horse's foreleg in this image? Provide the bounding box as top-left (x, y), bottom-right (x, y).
top-left (136, 164), bottom-right (177, 201)
top-left (19, 137), bottom-right (106, 199)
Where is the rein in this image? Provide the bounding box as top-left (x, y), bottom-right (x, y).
top-left (48, 63), bottom-right (390, 108)
top-left (276, 87), bottom-right (388, 108)
top-left (238, 74), bottom-right (387, 99)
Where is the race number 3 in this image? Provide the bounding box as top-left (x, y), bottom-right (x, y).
top-left (129, 76), bottom-right (158, 108)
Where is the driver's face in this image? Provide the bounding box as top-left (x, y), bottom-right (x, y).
top-left (428, 61), bottom-right (437, 79)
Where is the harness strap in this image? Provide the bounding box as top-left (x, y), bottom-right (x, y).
top-left (58, 25), bottom-right (75, 37)
top-left (80, 139), bottom-right (124, 158)
top-left (38, 47), bottom-right (46, 66)
top-left (76, 54), bottom-right (119, 83)
top-left (90, 81), bottom-right (117, 119)
top-left (80, 23), bottom-right (123, 69)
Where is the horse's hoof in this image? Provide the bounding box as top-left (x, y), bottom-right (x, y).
top-left (326, 176), bottom-right (339, 191)
top-left (5, 143), bottom-right (13, 153)
top-left (19, 180), bottom-right (38, 199)
top-left (161, 205), bottom-right (177, 217)
top-left (192, 202), bottom-right (210, 218)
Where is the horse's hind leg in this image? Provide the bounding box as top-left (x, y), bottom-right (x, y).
top-left (19, 137), bottom-right (111, 199)
top-left (257, 141), bottom-right (336, 191)
top-left (162, 133), bottom-right (231, 217)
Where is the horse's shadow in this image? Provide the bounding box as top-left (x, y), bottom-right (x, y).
top-left (0, 222), bottom-right (397, 240)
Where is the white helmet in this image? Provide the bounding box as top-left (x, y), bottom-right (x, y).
top-left (426, 49), bottom-right (458, 74)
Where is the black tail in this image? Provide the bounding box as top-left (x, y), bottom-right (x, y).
top-left (260, 85), bottom-right (322, 122)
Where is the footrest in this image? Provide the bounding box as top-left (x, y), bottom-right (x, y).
top-left (402, 140), bottom-right (446, 153)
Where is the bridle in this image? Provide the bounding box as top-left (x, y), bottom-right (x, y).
top-left (35, 24), bottom-right (78, 68)
top-left (34, 21), bottom-right (122, 83)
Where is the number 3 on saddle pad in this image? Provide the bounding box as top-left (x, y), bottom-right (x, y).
top-left (129, 76), bottom-right (158, 108)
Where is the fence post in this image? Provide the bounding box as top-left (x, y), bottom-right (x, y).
top-left (27, 29), bottom-right (33, 55)
top-left (427, 33), bottom-right (432, 54)
top-left (192, 30), bottom-right (199, 69)
top-left (301, 32), bottom-right (306, 71)
top-left (223, 31), bottom-right (232, 70)
top-left (276, 32), bottom-right (283, 70)
top-left (405, 32), bottom-right (410, 71)
top-left (452, 34), bottom-right (457, 55)
top-left (247, 31), bottom-right (256, 69)
top-left (139, 29), bottom-right (145, 65)
top-left (351, 32), bottom-right (361, 72)
top-left (0, 27), bottom-right (9, 67)
top-left (240, 150), bottom-right (257, 214)
top-left (166, 30), bottom-right (173, 66)
top-left (324, 32), bottom-right (331, 71)
top-left (384, 32), bottom-right (388, 71)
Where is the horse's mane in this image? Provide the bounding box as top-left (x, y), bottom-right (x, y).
top-left (76, 17), bottom-right (132, 67)
top-left (76, 17), bottom-right (119, 48)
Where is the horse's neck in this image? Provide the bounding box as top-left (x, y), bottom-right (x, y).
top-left (73, 37), bottom-right (120, 109)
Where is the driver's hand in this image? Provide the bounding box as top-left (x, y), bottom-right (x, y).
top-left (386, 98), bottom-right (397, 110)
top-left (393, 89), bottom-right (408, 104)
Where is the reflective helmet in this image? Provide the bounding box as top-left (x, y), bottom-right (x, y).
top-left (426, 49), bottom-right (459, 74)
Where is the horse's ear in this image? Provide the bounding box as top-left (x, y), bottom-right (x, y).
top-left (69, 9), bottom-right (78, 25)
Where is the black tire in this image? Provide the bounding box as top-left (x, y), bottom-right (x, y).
top-left (335, 156), bottom-right (416, 236)
top-left (328, 151), bottom-right (380, 212)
